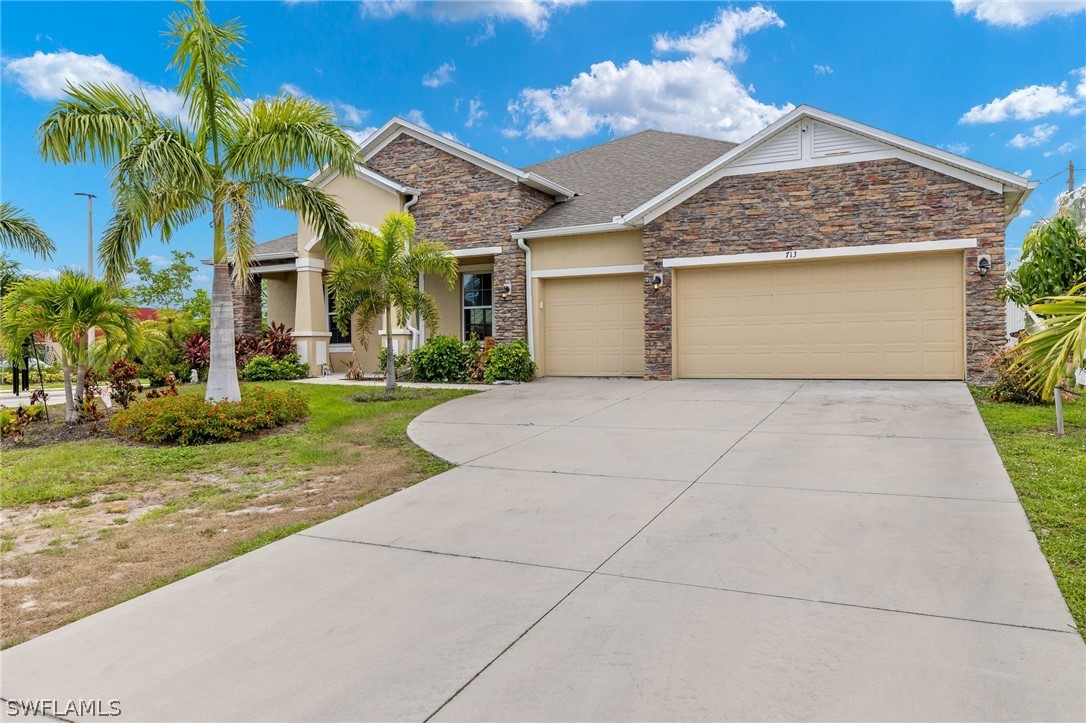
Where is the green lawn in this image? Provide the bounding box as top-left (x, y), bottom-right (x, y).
top-left (973, 390), bottom-right (1086, 638)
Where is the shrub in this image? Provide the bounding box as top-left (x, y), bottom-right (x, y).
top-left (110, 385), bottom-right (309, 445)
top-left (410, 335), bottom-right (471, 383)
top-left (182, 333), bottom-right (210, 369)
top-left (1, 405), bottom-right (44, 442)
top-left (377, 347), bottom-right (410, 374)
top-left (145, 373), bottom-right (180, 400)
top-left (239, 354), bottom-right (309, 382)
top-left (984, 345), bottom-right (1044, 405)
top-left (0, 368), bottom-right (64, 385)
top-left (107, 359), bottom-right (143, 409)
top-left (80, 369), bottom-right (105, 424)
top-left (483, 340), bottom-right (536, 383)
top-left (258, 322), bottom-right (295, 360)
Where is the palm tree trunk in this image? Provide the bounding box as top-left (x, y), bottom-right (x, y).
top-left (61, 359), bottom-right (77, 424)
top-left (385, 305), bottom-right (395, 394)
top-left (206, 261), bottom-right (242, 402)
top-left (75, 362), bottom-right (86, 421)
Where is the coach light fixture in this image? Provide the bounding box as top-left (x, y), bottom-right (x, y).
top-left (977, 254), bottom-right (991, 277)
top-left (501, 282), bottom-right (512, 298)
top-left (652, 273), bottom-right (663, 290)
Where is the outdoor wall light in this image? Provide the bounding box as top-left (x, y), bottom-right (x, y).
top-left (652, 273), bottom-right (664, 290)
top-left (501, 282), bottom-right (512, 297)
top-left (977, 254), bottom-right (991, 277)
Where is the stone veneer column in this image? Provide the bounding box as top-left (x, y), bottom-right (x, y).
top-left (493, 244), bottom-right (528, 343)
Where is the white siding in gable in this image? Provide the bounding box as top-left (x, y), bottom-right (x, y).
top-left (731, 122), bottom-right (801, 166)
top-left (811, 121), bottom-right (888, 158)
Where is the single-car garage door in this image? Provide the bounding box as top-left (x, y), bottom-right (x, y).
top-left (674, 252), bottom-right (964, 380)
top-left (543, 275), bottom-right (644, 377)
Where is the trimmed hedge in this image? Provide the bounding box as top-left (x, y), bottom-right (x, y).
top-left (410, 335), bottom-right (471, 383)
top-left (239, 354), bottom-right (309, 382)
top-left (110, 385), bottom-right (309, 445)
top-left (484, 340), bottom-right (536, 383)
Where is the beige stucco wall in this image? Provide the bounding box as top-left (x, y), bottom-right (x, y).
top-left (264, 273), bottom-right (297, 328)
top-left (530, 230), bottom-right (643, 270)
top-left (425, 271), bottom-right (462, 339)
top-left (293, 174), bottom-right (405, 375)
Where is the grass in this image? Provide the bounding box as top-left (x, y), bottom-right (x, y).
top-left (972, 389), bottom-right (1086, 639)
top-left (0, 381), bottom-right (474, 648)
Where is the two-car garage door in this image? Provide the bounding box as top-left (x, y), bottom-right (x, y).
top-left (674, 252), bottom-right (965, 380)
top-left (539, 252), bottom-right (965, 380)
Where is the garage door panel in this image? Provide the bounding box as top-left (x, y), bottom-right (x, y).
top-left (675, 253), bottom-right (964, 380)
top-left (544, 275), bottom-right (644, 377)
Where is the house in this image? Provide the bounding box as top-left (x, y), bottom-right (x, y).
top-left (237, 105), bottom-right (1034, 382)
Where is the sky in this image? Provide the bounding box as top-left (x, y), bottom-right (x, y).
top-left (2, 0), bottom-right (1085, 292)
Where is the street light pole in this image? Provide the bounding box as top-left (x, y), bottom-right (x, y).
top-left (75, 192), bottom-right (97, 345)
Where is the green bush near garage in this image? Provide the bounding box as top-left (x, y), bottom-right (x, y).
top-left (483, 340), bottom-right (536, 383)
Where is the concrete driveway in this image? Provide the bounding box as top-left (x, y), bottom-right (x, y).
top-left (2, 379), bottom-right (1083, 721)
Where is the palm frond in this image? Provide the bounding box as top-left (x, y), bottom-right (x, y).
top-left (246, 173), bottom-right (355, 261)
top-left (220, 180), bottom-right (255, 286)
top-left (224, 94), bottom-right (357, 178)
top-left (38, 83), bottom-right (161, 165)
top-left (166, 0), bottom-right (245, 154)
top-left (1012, 282), bottom-right (1086, 399)
top-left (405, 240), bottom-right (458, 288)
top-left (0, 203), bottom-right (56, 259)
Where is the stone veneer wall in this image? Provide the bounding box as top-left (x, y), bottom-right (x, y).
top-left (366, 136), bottom-right (554, 343)
top-left (231, 272), bottom-right (263, 338)
top-left (642, 158), bottom-right (1006, 382)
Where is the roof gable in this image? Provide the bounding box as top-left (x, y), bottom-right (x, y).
top-left (622, 105), bottom-right (1036, 227)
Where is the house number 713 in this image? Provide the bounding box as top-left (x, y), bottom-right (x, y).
top-left (784, 250), bottom-right (798, 258)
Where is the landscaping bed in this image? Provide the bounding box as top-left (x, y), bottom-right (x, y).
top-left (973, 390), bottom-right (1086, 639)
top-left (0, 382), bottom-right (473, 648)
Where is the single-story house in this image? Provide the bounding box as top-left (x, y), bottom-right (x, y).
top-left (236, 105), bottom-right (1034, 383)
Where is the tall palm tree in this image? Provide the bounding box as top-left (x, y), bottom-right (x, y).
top-left (37, 0), bottom-right (356, 402)
top-left (0, 202), bottom-right (56, 259)
top-left (328, 211), bottom-right (458, 393)
top-left (1, 269), bottom-right (140, 423)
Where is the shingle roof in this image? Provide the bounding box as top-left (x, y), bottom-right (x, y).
top-left (252, 233), bottom-right (298, 258)
top-left (521, 130), bottom-right (735, 232)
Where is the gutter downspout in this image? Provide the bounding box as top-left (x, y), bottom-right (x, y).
top-left (516, 236), bottom-right (535, 361)
top-left (403, 193), bottom-right (422, 348)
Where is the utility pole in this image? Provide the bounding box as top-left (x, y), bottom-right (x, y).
top-left (75, 192), bottom-right (96, 346)
top-left (1069, 160), bottom-right (1075, 193)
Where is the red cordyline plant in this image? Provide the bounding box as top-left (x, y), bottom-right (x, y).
top-left (183, 333), bottom-right (210, 369)
top-left (258, 321), bottom-right (295, 359)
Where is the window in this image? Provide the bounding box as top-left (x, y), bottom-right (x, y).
top-left (327, 288), bottom-right (352, 346)
top-left (462, 273), bottom-right (493, 341)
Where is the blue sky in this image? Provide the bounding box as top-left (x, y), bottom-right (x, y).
top-left (2, 0), bottom-right (1084, 291)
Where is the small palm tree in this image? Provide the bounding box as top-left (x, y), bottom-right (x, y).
top-left (1, 269), bottom-right (140, 423)
top-left (37, 0), bottom-right (356, 402)
top-left (1013, 282), bottom-right (1086, 400)
top-left (328, 211), bottom-right (458, 393)
top-left (0, 202), bottom-right (56, 259)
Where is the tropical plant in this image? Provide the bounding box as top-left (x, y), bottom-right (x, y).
top-left (238, 353), bottom-right (308, 381)
top-left (0, 202), bottom-right (55, 259)
top-left (410, 335), bottom-right (471, 383)
top-left (258, 321), bottom-right (295, 359)
top-left (182, 332), bottom-right (210, 369)
top-left (37, 0), bottom-right (356, 403)
top-left (1012, 283), bottom-right (1086, 400)
top-left (328, 211), bottom-right (458, 392)
top-left (107, 358), bottom-right (143, 409)
top-left (0, 269), bottom-right (140, 423)
top-left (999, 216), bottom-right (1086, 307)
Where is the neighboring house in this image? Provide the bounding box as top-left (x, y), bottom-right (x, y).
top-left (239, 105), bottom-right (1033, 382)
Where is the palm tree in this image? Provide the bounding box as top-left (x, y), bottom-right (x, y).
top-left (328, 211), bottom-right (458, 393)
top-left (1013, 283), bottom-right (1086, 400)
top-left (0, 203), bottom-right (56, 259)
top-left (37, 0), bottom-right (356, 402)
top-left (1, 269), bottom-right (140, 423)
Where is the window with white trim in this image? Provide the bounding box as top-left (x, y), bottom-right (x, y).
top-left (462, 273), bottom-right (493, 341)
top-left (326, 287), bottom-right (352, 346)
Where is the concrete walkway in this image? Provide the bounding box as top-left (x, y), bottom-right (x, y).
top-left (2, 379), bottom-right (1082, 721)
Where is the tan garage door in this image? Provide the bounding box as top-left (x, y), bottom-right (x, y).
top-left (543, 275), bottom-right (644, 377)
top-left (675, 252), bottom-right (964, 380)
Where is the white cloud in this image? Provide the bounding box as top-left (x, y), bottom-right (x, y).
top-left (24, 267), bottom-right (61, 280)
top-left (500, 127), bottom-right (522, 138)
top-left (345, 126), bottom-right (379, 147)
top-left (361, 0), bottom-right (584, 35)
top-left (1020, 208), bottom-right (1034, 217)
top-left (1045, 140), bottom-right (1081, 157)
top-left (404, 108), bottom-right (432, 129)
top-left (652, 5), bottom-right (784, 62)
top-left (1018, 168), bottom-right (1034, 178)
top-left (1008, 123), bottom-right (1058, 148)
top-left (2, 50), bottom-right (185, 118)
top-left (422, 62), bottom-right (455, 88)
top-left (813, 64), bottom-right (833, 75)
top-left (960, 68), bottom-right (1086, 123)
top-left (940, 141), bottom-right (971, 155)
top-left (465, 98), bottom-right (487, 127)
top-left (508, 6), bottom-right (792, 141)
top-left (952, 0), bottom-right (1085, 27)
